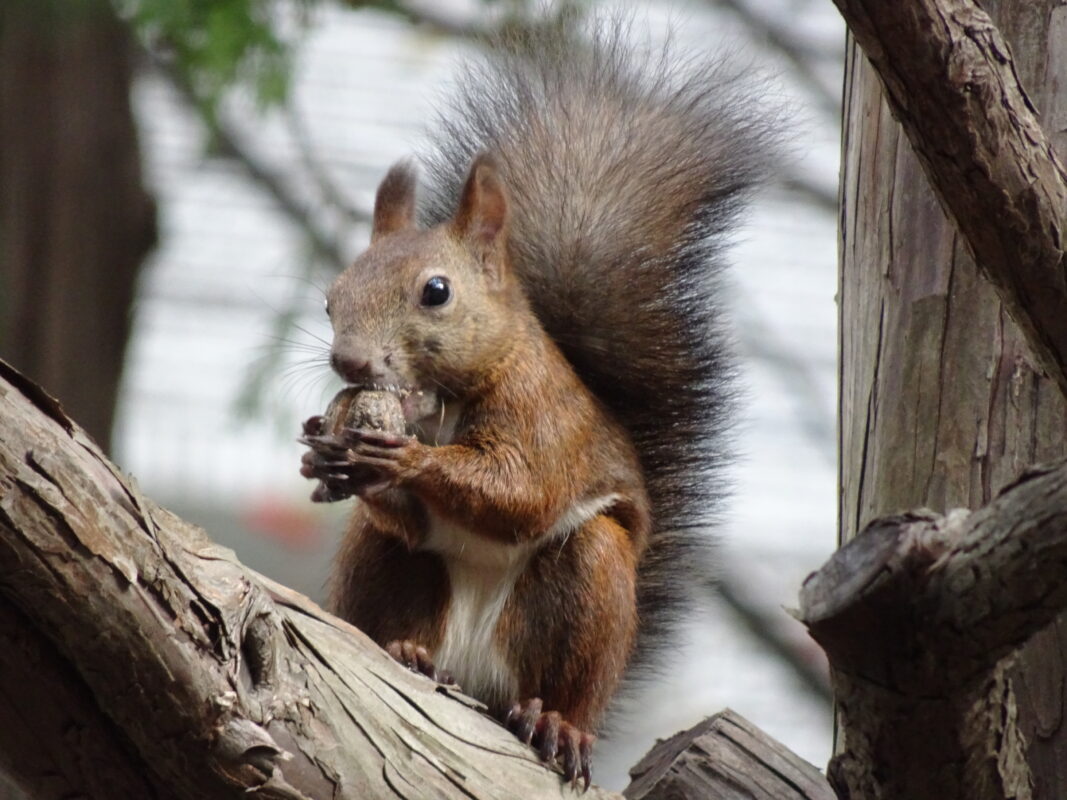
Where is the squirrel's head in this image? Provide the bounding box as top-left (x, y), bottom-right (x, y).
top-left (325, 154), bottom-right (523, 406)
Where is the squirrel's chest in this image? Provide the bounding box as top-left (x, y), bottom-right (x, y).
top-left (422, 516), bottom-right (532, 711)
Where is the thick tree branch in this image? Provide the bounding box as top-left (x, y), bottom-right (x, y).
top-left (832, 0), bottom-right (1067, 399)
top-left (0, 359), bottom-right (623, 799)
top-left (800, 459), bottom-right (1067, 799)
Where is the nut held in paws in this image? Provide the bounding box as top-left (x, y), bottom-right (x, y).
top-left (324, 388), bottom-right (406, 436)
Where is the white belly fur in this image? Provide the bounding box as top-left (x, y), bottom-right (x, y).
top-left (422, 493), bottom-right (622, 710)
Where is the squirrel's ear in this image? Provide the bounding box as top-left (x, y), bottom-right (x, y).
top-left (371, 160), bottom-right (417, 243)
top-left (452, 154), bottom-right (509, 264)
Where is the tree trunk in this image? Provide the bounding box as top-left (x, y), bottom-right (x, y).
top-left (839, 0), bottom-right (1067, 796)
top-left (0, 0), bottom-right (156, 452)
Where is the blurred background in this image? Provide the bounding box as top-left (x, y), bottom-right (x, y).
top-left (0, 0), bottom-right (841, 790)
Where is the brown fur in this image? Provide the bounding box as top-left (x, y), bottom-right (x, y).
top-left (500, 514), bottom-right (639, 729)
top-left (330, 520), bottom-right (449, 652)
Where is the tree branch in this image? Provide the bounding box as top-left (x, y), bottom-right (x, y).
top-left (0, 594), bottom-right (176, 799)
top-left (714, 573), bottom-right (832, 704)
top-left (0, 359), bottom-right (623, 799)
top-left (143, 48), bottom-right (356, 274)
top-left (831, 0), bottom-right (1067, 399)
top-left (800, 459), bottom-right (1067, 798)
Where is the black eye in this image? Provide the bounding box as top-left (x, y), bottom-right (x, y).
top-left (420, 276), bottom-right (451, 307)
top-left (324, 297), bottom-right (331, 317)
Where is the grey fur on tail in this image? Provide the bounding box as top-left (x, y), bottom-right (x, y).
top-left (419, 18), bottom-right (779, 678)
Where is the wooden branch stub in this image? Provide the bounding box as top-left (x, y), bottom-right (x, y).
top-left (800, 459), bottom-right (1067, 799)
top-left (831, 0), bottom-right (1067, 399)
top-left (803, 461), bottom-right (1067, 686)
top-left (623, 709), bottom-right (833, 800)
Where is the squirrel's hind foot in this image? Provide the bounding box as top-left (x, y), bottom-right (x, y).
top-left (505, 698), bottom-right (595, 790)
top-left (384, 639), bottom-right (454, 686)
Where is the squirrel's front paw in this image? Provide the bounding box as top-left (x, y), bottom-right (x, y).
top-left (335, 428), bottom-right (423, 494)
top-left (506, 698), bottom-right (595, 790)
top-left (299, 425), bottom-right (423, 500)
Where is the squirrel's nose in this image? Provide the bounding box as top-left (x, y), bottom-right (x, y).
top-left (330, 352), bottom-right (372, 384)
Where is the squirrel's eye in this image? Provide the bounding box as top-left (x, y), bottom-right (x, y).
top-left (324, 297), bottom-right (331, 317)
top-left (420, 276), bottom-right (452, 307)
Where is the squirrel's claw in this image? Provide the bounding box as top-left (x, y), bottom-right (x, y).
top-left (506, 699), bottom-right (595, 790)
top-left (347, 428), bottom-right (410, 448)
top-left (301, 415), bottom-right (327, 436)
top-left (385, 639), bottom-right (455, 686)
top-left (300, 428), bottom-right (418, 497)
top-left (535, 711), bottom-right (562, 762)
top-left (560, 725), bottom-right (594, 791)
top-left (509, 697), bottom-right (542, 744)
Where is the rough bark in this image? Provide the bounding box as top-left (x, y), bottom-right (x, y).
top-left (0, 595), bottom-right (175, 799)
top-left (831, 0), bottom-right (1067, 398)
top-left (838, 1), bottom-right (1067, 795)
top-left (0, 0), bottom-right (156, 451)
top-left (0, 358), bottom-right (625, 799)
top-left (624, 709), bottom-right (833, 800)
top-left (802, 459), bottom-right (1067, 798)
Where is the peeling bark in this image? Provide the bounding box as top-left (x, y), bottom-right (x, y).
top-left (0, 594), bottom-right (174, 799)
top-left (624, 709), bottom-right (833, 800)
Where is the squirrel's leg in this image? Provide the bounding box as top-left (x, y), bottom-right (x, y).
top-left (330, 513), bottom-right (449, 659)
top-left (499, 513), bottom-right (639, 787)
top-left (332, 517), bottom-right (456, 684)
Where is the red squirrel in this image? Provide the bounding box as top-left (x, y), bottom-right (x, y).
top-left (300, 21), bottom-right (774, 788)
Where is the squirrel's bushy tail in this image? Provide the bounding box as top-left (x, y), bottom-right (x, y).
top-left (420, 18), bottom-right (777, 675)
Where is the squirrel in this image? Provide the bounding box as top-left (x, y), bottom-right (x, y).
top-left (299, 19), bottom-right (774, 789)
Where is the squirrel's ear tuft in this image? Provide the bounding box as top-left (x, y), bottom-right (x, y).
top-left (452, 153), bottom-right (509, 263)
top-left (371, 160), bottom-right (418, 243)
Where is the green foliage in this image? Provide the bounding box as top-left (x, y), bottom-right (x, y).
top-left (115, 0), bottom-right (309, 115)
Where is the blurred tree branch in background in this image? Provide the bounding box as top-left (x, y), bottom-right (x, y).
top-left (710, 0), bottom-right (840, 119)
top-left (709, 0), bottom-right (841, 213)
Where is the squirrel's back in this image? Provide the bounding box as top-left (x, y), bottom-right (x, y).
top-left (419, 19), bottom-right (777, 674)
